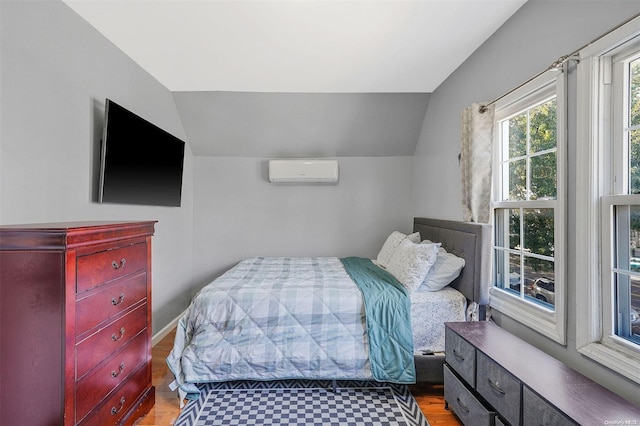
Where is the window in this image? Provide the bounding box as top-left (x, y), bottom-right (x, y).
top-left (576, 16), bottom-right (640, 383)
top-left (605, 200), bottom-right (640, 345)
top-left (606, 51), bottom-right (640, 347)
top-left (491, 71), bottom-right (567, 344)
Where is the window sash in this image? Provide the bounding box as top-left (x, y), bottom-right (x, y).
top-left (490, 69), bottom-right (566, 344)
top-left (575, 14), bottom-right (640, 384)
top-left (601, 195), bottom-right (640, 349)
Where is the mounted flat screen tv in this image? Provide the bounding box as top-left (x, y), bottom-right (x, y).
top-left (99, 99), bottom-right (185, 207)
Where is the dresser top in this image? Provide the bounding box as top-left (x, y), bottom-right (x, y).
top-left (0, 221), bottom-right (156, 250)
top-left (446, 321), bottom-right (640, 422)
top-left (0, 220), bottom-right (157, 229)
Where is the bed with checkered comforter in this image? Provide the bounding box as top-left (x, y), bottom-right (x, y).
top-left (166, 256), bottom-right (416, 399)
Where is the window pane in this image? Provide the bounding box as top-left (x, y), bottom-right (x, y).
top-left (614, 204), bottom-right (640, 343)
top-left (630, 129), bottom-right (640, 194)
top-left (630, 58), bottom-right (640, 127)
top-left (631, 275), bottom-right (640, 339)
top-left (615, 272), bottom-right (640, 343)
top-left (530, 98), bottom-right (557, 153)
top-left (530, 152), bottom-right (557, 200)
top-left (508, 159), bottom-right (527, 200)
top-left (509, 252), bottom-right (521, 292)
top-left (630, 205), bottom-right (640, 263)
top-left (509, 208), bottom-right (520, 250)
top-left (494, 249), bottom-right (521, 292)
top-left (523, 208), bottom-right (555, 257)
top-left (493, 248), bottom-right (525, 297)
top-left (630, 58), bottom-right (640, 194)
top-left (508, 112), bottom-right (527, 158)
top-left (525, 256), bottom-right (555, 309)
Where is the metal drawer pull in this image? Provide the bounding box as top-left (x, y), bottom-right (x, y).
top-left (456, 397), bottom-right (470, 413)
top-left (112, 258), bottom-right (127, 269)
top-left (111, 293), bottom-right (125, 306)
top-left (111, 362), bottom-right (125, 378)
top-left (111, 397), bottom-right (126, 415)
top-left (452, 348), bottom-right (465, 361)
top-left (488, 378), bottom-right (506, 395)
top-left (111, 327), bottom-right (126, 342)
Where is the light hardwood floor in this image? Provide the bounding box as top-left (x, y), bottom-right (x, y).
top-left (136, 328), bottom-right (462, 426)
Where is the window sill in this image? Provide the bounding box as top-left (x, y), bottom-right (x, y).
top-left (489, 287), bottom-right (566, 344)
top-left (577, 340), bottom-right (640, 385)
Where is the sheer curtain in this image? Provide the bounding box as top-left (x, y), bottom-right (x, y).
top-left (460, 103), bottom-right (494, 223)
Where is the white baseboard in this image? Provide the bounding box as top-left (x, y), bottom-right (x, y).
top-left (152, 309), bottom-right (187, 347)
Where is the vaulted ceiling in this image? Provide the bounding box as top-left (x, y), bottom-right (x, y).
top-left (63, 0), bottom-right (527, 156)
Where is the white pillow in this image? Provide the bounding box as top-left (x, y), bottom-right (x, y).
top-left (386, 238), bottom-right (440, 293)
top-left (420, 247), bottom-right (466, 291)
top-left (376, 231), bottom-right (421, 268)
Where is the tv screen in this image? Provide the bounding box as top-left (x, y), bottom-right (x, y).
top-left (99, 99), bottom-right (185, 207)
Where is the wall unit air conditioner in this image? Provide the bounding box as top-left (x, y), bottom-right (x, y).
top-left (268, 159), bottom-right (339, 184)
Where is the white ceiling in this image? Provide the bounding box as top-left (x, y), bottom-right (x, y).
top-left (63, 0), bottom-right (527, 93)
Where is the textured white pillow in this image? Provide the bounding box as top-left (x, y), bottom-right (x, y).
top-left (376, 231), bottom-right (421, 268)
top-left (421, 247), bottom-right (466, 291)
top-left (386, 239), bottom-right (440, 293)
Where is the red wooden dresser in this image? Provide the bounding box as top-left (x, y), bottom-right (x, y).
top-left (0, 221), bottom-right (156, 425)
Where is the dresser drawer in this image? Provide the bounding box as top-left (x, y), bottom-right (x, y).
top-left (75, 332), bottom-right (148, 422)
top-left (77, 363), bottom-right (150, 426)
top-left (444, 365), bottom-right (495, 426)
top-left (77, 242), bottom-right (147, 293)
top-left (476, 351), bottom-right (521, 426)
top-left (76, 303), bottom-right (147, 380)
top-left (76, 272), bottom-right (147, 335)
top-left (445, 327), bottom-right (476, 387)
top-left (523, 386), bottom-right (577, 426)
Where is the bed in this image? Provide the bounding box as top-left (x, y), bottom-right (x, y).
top-left (411, 217), bottom-right (491, 382)
top-left (167, 217), bottom-right (491, 399)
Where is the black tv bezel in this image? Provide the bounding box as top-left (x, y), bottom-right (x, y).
top-left (98, 99), bottom-right (186, 207)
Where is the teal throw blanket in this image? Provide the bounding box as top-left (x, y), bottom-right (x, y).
top-left (340, 257), bottom-right (416, 384)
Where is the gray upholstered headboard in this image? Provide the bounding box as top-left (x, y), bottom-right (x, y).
top-left (413, 217), bottom-right (492, 309)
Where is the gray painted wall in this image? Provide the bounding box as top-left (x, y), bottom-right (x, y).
top-left (412, 0), bottom-right (640, 405)
top-left (191, 156), bottom-right (414, 289)
top-left (173, 92), bottom-right (430, 157)
top-left (0, 0), bottom-right (195, 332)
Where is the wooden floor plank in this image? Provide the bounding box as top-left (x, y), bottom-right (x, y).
top-left (135, 328), bottom-right (462, 425)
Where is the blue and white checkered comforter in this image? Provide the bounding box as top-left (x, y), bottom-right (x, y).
top-left (167, 257), bottom-right (413, 399)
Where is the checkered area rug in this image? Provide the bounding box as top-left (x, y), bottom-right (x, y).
top-left (175, 380), bottom-right (429, 426)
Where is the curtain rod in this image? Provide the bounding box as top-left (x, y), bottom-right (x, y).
top-left (478, 11), bottom-right (640, 114)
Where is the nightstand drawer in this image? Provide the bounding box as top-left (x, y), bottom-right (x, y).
top-left (444, 365), bottom-right (495, 426)
top-left (75, 272), bottom-right (147, 335)
top-left (476, 351), bottom-right (521, 426)
top-left (445, 327), bottom-right (476, 387)
top-left (77, 242), bottom-right (147, 293)
top-left (523, 386), bottom-right (577, 426)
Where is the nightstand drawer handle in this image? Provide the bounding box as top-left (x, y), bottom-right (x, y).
top-left (452, 348), bottom-right (465, 361)
top-left (111, 362), bottom-right (125, 378)
top-left (456, 397), bottom-right (470, 413)
top-left (111, 397), bottom-right (125, 415)
top-left (488, 378), bottom-right (506, 395)
top-left (111, 327), bottom-right (126, 342)
top-left (112, 258), bottom-right (127, 269)
top-left (111, 293), bottom-right (125, 306)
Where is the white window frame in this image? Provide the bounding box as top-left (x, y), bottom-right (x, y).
top-left (490, 70), bottom-right (567, 344)
top-left (576, 15), bottom-right (640, 384)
